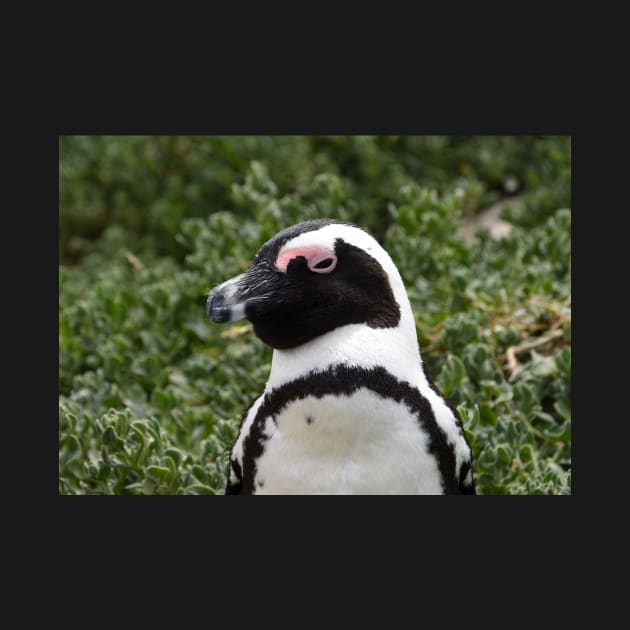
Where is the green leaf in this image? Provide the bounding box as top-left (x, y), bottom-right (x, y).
top-left (165, 448), bottom-right (183, 466)
top-left (519, 444), bottom-right (534, 463)
top-left (102, 426), bottom-right (125, 451)
top-left (555, 347), bottom-right (571, 373)
top-left (554, 399), bottom-right (571, 420)
top-left (496, 445), bottom-right (512, 465)
top-left (60, 434), bottom-right (82, 466)
top-left (547, 422), bottom-right (571, 443)
top-left (529, 354), bottom-right (558, 378)
top-left (438, 354), bottom-right (466, 396)
top-left (63, 412), bottom-right (77, 431)
top-left (479, 403), bottom-right (498, 426)
top-left (191, 465), bottom-right (207, 482)
top-left (146, 465), bottom-right (170, 482)
top-left (532, 411), bottom-right (556, 426)
top-left (163, 456), bottom-right (178, 480)
top-left (184, 484), bottom-right (216, 495)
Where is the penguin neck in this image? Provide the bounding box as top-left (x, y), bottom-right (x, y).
top-left (266, 293), bottom-right (429, 393)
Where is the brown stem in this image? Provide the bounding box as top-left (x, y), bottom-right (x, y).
top-left (504, 329), bottom-right (564, 374)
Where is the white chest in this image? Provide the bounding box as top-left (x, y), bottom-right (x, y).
top-left (252, 389), bottom-right (443, 494)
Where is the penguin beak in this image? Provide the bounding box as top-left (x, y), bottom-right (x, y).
top-left (207, 262), bottom-right (287, 324)
top-left (207, 281), bottom-right (246, 323)
top-left (207, 273), bottom-right (249, 323)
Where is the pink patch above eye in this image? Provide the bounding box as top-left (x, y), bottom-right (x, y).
top-left (275, 246), bottom-right (338, 273)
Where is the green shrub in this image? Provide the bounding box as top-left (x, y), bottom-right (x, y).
top-left (59, 138), bottom-right (571, 494)
top-left (59, 135), bottom-right (570, 261)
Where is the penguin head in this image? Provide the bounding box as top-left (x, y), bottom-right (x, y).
top-left (207, 219), bottom-right (407, 350)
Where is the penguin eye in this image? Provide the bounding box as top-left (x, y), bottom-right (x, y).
top-left (308, 255), bottom-right (337, 274)
top-left (313, 258), bottom-right (334, 270)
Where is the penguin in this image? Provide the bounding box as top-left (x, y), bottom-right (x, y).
top-left (207, 219), bottom-right (475, 494)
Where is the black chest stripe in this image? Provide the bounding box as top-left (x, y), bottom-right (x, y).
top-left (236, 364), bottom-right (470, 495)
top-left (420, 360), bottom-right (476, 494)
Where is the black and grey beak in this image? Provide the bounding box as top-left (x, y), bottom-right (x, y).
top-left (207, 262), bottom-right (285, 324)
top-left (207, 278), bottom-right (247, 323)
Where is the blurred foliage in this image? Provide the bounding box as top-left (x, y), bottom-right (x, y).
top-left (59, 135), bottom-right (571, 494)
top-left (59, 135), bottom-right (570, 262)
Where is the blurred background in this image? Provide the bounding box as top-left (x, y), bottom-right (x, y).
top-left (59, 135), bottom-right (571, 495)
top-left (59, 136), bottom-right (570, 263)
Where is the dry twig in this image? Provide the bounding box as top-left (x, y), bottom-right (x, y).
top-left (505, 329), bottom-right (564, 375)
top-left (125, 251), bottom-right (147, 273)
